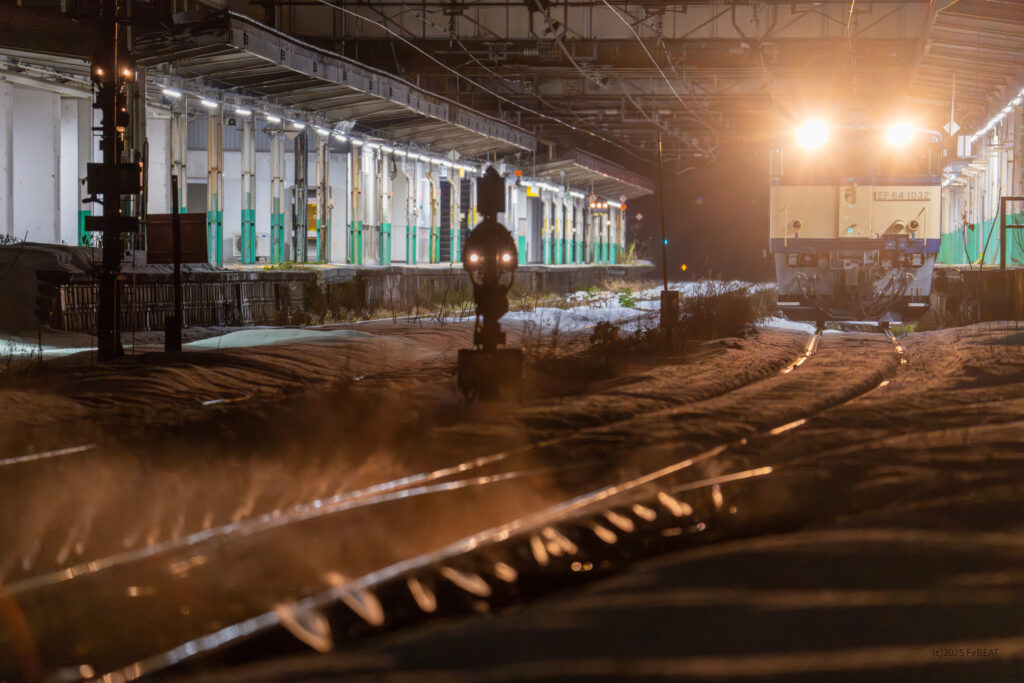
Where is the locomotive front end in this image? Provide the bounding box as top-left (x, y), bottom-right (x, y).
top-left (770, 120), bottom-right (942, 323)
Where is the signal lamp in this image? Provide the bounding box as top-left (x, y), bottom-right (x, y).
top-left (796, 120), bottom-right (829, 150)
top-left (885, 122), bottom-right (915, 147)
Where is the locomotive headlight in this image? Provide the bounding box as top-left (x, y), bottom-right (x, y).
top-left (796, 119), bottom-right (829, 150)
top-left (885, 121), bottom-right (916, 147)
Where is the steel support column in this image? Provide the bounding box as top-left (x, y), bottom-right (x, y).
top-left (316, 136), bottom-right (330, 263)
top-left (403, 158), bottom-right (414, 264)
top-left (293, 129), bottom-right (309, 262)
top-left (429, 163), bottom-right (440, 263)
top-left (240, 116), bottom-right (256, 263)
top-left (349, 145), bottom-right (362, 264)
top-left (269, 130), bottom-right (285, 264)
top-left (206, 110), bottom-right (223, 267)
top-left (379, 148), bottom-right (390, 265)
top-left (170, 99), bottom-right (186, 219)
top-left (449, 167), bottom-right (460, 264)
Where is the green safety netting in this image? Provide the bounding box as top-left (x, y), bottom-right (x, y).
top-left (938, 212), bottom-right (1024, 266)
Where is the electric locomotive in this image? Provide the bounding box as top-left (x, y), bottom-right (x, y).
top-left (770, 119), bottom-right (942, 323)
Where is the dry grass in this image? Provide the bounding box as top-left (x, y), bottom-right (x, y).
top-left (679, 282), bottom-right (773, 341)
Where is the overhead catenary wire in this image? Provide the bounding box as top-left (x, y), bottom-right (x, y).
top-left (313, 0), bottom-right (658, 164)
top-left (391, 0), bottom-right (638, 156)
top-left (596, 0), bottom-right (717, 134)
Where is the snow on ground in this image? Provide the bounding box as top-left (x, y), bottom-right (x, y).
top-left (0, 279), bottom-right (772, 357)
top-left (505, 305), bottom-right (649, 333)
top-left (0, 337), bottom-right (95, 358)
top-left (184, 327), bottom-right (424, 350)
top-left (508, 279), bottom-right (765, 334)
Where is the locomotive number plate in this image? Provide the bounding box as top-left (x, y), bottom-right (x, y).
top-left (873, 191), bottom-right (931, 201)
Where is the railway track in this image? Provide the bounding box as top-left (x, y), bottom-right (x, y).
top-left (0, 323), bottom-right (808, 586)
top-left (2, 325), bottom-right (910, 681)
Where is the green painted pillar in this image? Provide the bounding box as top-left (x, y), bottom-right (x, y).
top-left (381, 222), bottom-right (392, 265)
top-left (241, 208), bottom-right (256, 264)
top-left (78, 209), bottom-right (92, 247)
top-left (270, 204), bottom-right (285, 265)
top-left (207, 197), bottom-right (223, 267)
top-left (518, 235), bottom-right (527, 265)
top-left (406, 225), bottom-right (416, 264)
top-left (611, 243), bottom-right (618, 264)
top-left (316, 217), bottom-right (330, 264)
top-left (348, 220), bottom-right (364, 265)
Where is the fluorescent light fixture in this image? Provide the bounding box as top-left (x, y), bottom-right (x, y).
top-left (366, 142), bottom-right (381, 150)
top-left (200, 99), bottom-right (218, 109)
top-left (235, 107), bottom-right (252, 116)
top-left (265, 115), bottom-right (281, 123)
top-left (441, 160), bottom-right (453, 167)
top-left (1014, 97), bottom-right (1022, 106)
top-left (394, 149), bottom-right (407, 157)
top-left (315, 127), bottom-right (329, 136)
top-left (162, 88), bottom-right (182, 99)
top-left (332, 133), bottom-right (348, 142)
top-left (381, 145), bottom-right (394, 153)
top-left (291, 121), bottom-right (305, 129)
top-left (352, 139), bottom-right (364, 146)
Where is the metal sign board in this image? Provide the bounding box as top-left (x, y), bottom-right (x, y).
top-left (147, 213), bottom-right (209, 264)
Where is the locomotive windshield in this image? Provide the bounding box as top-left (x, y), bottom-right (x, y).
top-left (773, 128), bottom-right (941, 185)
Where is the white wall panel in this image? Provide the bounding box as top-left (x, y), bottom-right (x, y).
top-left (146, 112), bottom-right (171, 215)
top-left (329, 151), bottom-right (347, 263)
top-left (58, 98), bottom-right (79, 245)
top-left (254, 150), bottom-right (270, 259)
top-left (0, 82), bottom-right (14, 238)
top-left (223, 150), bottom-right (241, 261)
top-left (12, 86), bottom-right (60, 243)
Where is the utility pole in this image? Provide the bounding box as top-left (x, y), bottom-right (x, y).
top-left (88, 0), bottom-right (142, 360)
top-left (657, 129), bottom-right (679, 352)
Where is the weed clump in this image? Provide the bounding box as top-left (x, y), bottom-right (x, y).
top-left (679, 282), bottom-right (771, 340)
top-left (617, 287), bottom-right (637, 309)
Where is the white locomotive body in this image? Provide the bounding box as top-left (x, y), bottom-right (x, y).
top-left (770, 123), bottom-right (942, 323)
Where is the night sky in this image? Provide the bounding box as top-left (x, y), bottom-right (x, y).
top-left (630, 148), bottom-right (775, 283)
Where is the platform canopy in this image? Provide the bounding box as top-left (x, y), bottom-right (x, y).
top-left (533, 151), bottom-right (655, 200)
top-left (907, 0), bottom-right (1024, 135)
top-left (134, 11), bottom-right (535, 159)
